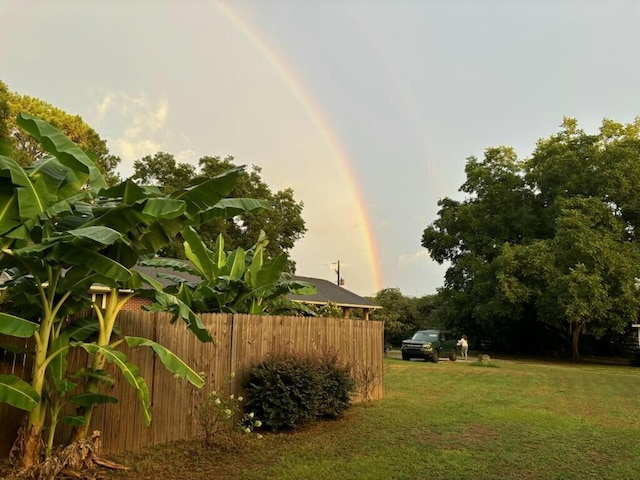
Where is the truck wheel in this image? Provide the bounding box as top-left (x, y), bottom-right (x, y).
top-left (431, 350), bottom-right (439, 363)
top-left (402, 353), bottom-right (410, 361)
top-left (449, 349), bottom-right (457, 361)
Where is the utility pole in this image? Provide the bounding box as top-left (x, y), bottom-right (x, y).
top-left (334, 261), bottom-right (344, 286)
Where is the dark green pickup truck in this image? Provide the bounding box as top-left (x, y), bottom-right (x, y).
top-left (400, 329), bottom-right (459, 362)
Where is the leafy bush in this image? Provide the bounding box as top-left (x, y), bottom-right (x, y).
top-left (315, 351), bottom-right (355, 418)
top-left (244, 352), bottom-right (354, 430)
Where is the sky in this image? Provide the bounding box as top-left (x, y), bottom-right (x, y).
top-left (2, 0), bottom-right (640, 297)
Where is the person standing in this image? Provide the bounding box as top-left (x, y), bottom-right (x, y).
top-left (457, 334), bottom-right (469, 360)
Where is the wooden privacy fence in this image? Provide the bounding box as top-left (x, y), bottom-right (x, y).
top-left (0, 312), bottom-right (384, 456)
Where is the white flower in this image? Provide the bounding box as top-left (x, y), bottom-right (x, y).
top-left (238, 396), bottom-right (244, 402)
top-left (229, 394), bottom-right (234, 400)
top-left (248, 412), bottom-right (254, 419)
top-left (256, 434), bottom-right (263, 439)
top-left (244, 427), bottom-right (251, 434)
top-left (254, 420), bottom-right (262, 427)
top-left (224, 409), bottom-right (232, 416)
top-left (214, 398), bottom-right (221, 405)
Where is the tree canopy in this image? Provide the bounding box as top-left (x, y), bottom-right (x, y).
top-left (0, 81), bottom-right (120, 183)
top-left (132, 152), bottom-right (306, 271)
top-left (369, 288), bottom-right (437, 345)
top-left (422, 117), bottom-right (640, 359)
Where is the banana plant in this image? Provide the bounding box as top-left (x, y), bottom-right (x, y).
top-left (141, 227), bottom-right (317, 315)
top-left (0, 114), bottom-right (268, 466)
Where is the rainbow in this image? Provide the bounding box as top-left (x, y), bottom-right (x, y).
top-left (215, 3), bottom-right (383, 292)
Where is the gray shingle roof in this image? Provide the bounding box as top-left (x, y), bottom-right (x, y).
top-left (132, 262), bottom-right (380, 310)
top-left (288, 275), bottom-right (381, 309)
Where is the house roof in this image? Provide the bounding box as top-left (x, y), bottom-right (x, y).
top-left (133, 263), bottom-right (201, 288)
top-left (132, 262), bottom-right (380, 310)
top-left (287, 275), bottom-right (381, 310)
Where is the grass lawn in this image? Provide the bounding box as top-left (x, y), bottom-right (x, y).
top-left (5, 356), bottom-right (640, 479)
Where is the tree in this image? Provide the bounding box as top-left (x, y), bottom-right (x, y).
top-left (0, 81), bottom-right (10, 145)
top-left (0, 114), bottom-right (268, 467)
top-left (132, 153), bottom-right (306, 270)
top-left (369, 288), bottom-right (428, 345)
top-left (0, 82), bottom-right (121, 183)
top-left (422, 118), bottom-right (640, 359)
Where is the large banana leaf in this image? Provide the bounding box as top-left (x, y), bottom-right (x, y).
top-left (30, 155), bottom-right (84, 200)
top-left (248, 233), bottom-right (267, 288)
top-left (191, 198), bottom-right (271, 225)
top-left (137, 219), bottom-right (185, 253)
top-left (225, 248), bottom-right (246, 279)
top-left (141, 197), bottom-right (185, 219)
top-left (137, 257), bottom-right (201, 278)
top-left (0, 312), bottom-right (39, 338)
top-left (124, 336), bottom-right (205, 387)
top-left (144, 290), bottom-right (212, 343)
top-left (47, 332), bottom-right (75, 394)
top-left (57, 246), bottom-right (132, 281)
top-left (98, 179), bottom-right (153, 204)
top-left (56, 225), bottom-right (131, 247)
top-left (212, 234), bottom-right (225, 272)
top-left (17, 112), bottom-right (107, 191)
top-left (72, 342), bottom-right (151, 426)
top-left (255, 254), bottom-right (289, 289)
top-left (0, 155), bottom-right (57, 227)
top-left (0, 374), bottom-right (40, 411)
top-left (171, 169), bottom-right (242, 217)
top-left (182, 226), bottom-right (215, 280)
top-left (0, 176), bottom-right (20, 236)
top-left (69, 393), bottom-right (118, 407)
top-left (65, 317), bottom-right (101, 342)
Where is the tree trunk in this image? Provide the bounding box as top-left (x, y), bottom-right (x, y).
top-left (571, 323), bottom-right (582, 360)
top-left (10, 422), bottom-right (43, 468)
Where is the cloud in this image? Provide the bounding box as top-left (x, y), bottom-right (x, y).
top-left (397, 249), bottom-right (431, 267)
top-left (91, 91), bottom-right (172, 163)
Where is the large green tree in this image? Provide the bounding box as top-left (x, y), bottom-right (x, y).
top-left (422, 118), bottom-right (640, 359)
top-left (0, 81), bottom-right (120, 183)
top-left (369, 288), bottom-right (437, 345)
top-left (132, 153), bottom-right (306, 270)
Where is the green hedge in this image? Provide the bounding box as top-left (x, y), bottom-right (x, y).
top-left (244, 352), bottom-right (355, 430)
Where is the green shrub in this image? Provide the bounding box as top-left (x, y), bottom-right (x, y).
top-left (245, 354), bottom-right (322, 430)
top-left (244, 352), bottom-right (355, 430)
top-left (315, 352), bottom-right (354, 418)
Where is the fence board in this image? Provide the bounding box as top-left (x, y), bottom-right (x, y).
top-left (1, 313), bottom-right (383, 457)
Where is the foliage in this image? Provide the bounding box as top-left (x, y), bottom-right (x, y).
top-left (132, 153), bottom-right (306, 270)
top-left (422, 118), bottom-right (640, 359)
top-left (306, 301), bottom-right (344, 318)
top-left (315, 351), bottom-right (355, 418)
top-left (141, 228), bottom-right (316, 315)
top-left (196, 373), bottom-right (262, 446)
top-left (0, 113), bottom-right (260, 466)
top-left (369, 288), bottom-right (436, 345)
top-left (244, 352), bottom-right (354, 430)
top-left (245, 354), bottom-right (321, 430)
top-left (0, 81), bottom-right (120, 183)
